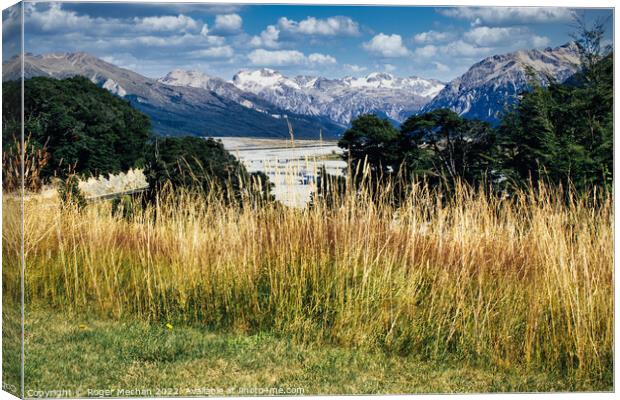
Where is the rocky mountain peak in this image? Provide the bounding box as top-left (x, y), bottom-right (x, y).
top-left (421, 42), bottom-right (582, 123)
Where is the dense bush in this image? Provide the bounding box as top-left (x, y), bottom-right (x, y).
top-left (498, 52), bottom-right (612, 191)
top-left (143, 136), bottom-right (273, 204)
top-left (2, 76), bottom-right (151, 179)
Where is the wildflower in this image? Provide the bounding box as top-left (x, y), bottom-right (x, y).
top-left (165, 323), bottom-right (173, 331)
top-left (79, 324), bottom-right (87, 330)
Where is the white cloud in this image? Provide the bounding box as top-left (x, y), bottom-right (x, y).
top-left (25, 3), bottom-right (108, 32)
top-left (531, 35), bottom-right (551, 48)
top-left (383, 63), bottom-right (397, 72)
top-left (135, 14), bottom-right (201, 33)
top-left (214, 14), bottom-right (242, 33)
top-left (247, 49), bottom-right (336, 66)
top-left (189, 46), bottom-right (234, 58)
top-left (464, 27), bottom-right (524, 47)
top-left (413, 30), bottom-right (452, 44)
top-left (344, 64), bottom-right (367, 73)
top-left (463, 26), bottom-right (551, 49)
top-left (413, 44), bottom-right (438, 59)
top-left (363, 33), bottom-right (410, 57)
top-left (432, 61), bottom-right (450, 72)
top-left (439, 39), bottom-right (493, 58)
top-left (277, 16), bottom-right (360, 36)
top-left (203, 35), bottom-right (226, 46)
top-left (439, 7), bottom-right (575, 26)
top-left (250, 25), bottom-right (280, 48)
top-left (248, 49), bottom-right (307, 66)
top-left (307, 53), bottom-right (337, 64)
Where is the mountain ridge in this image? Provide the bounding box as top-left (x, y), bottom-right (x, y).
top-left (158, 67), bottom-right (445, 125)
top-left (421, 42), bottom-right (582, 123)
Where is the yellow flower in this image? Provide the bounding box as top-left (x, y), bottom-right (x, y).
top-left (79, 324), bottom-right (87, 330)
top-left (165, 323), bottom-right (173, 330)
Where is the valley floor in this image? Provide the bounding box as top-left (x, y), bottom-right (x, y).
top-left (18, 308), bottom-right (608, 396)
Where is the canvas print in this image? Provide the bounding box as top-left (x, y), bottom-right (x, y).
top-left (1, 1), bottom-right (614, 396)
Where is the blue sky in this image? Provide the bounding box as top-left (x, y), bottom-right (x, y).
top-left (2, 2), bottom-right (614, 82)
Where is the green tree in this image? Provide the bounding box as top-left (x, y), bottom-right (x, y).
top-left (498, 84), bottom-right (559, 184)
top-left (143, 136), bottom-right (273, 204)
top-left (338, 114), bottom-right (401, 177)
top-left (400, 109), bottom-right (497, 187)
top-left (2, 76), bottom-right (151, 179)
top-left (497, 20), bottom-right (612, 191)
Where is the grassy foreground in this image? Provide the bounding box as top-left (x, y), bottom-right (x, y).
top-left (2, 180), bottom-right (614, 392)
top-left (22, 309), bottom-right (587, 395)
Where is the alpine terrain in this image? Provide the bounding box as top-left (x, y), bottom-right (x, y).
top-left (421, 43), bottom-right (582, 123)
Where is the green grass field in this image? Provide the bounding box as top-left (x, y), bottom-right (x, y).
top-left (20, 308), bottom-right (606, 396)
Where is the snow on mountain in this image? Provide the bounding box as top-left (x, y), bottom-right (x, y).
top-left (232, 68), bottom-right (302, 92)
top-left (421, 42), bottom-right (581, 123)
top-left (102, 78), bottom-right (127, 97)
top-left (157, 69), bottom-right (265, 113)
top-left (231, 69), bottom-right (445, 124)
top-left (158, 69), bottom-right (221, 90)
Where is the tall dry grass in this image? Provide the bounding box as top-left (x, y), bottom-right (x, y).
top-left (2, 177), bottom-right (613, 385)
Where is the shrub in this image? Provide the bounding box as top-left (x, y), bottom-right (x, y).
top-left (143, 136), bottom-right (273, 205)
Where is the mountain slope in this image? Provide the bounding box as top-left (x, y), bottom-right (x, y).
top-left (421, 43), bottom-right (581, 123)
top-left (2, 53), bottom-right (345, 139)
top-left (227, 69), bottom-right (444, 125)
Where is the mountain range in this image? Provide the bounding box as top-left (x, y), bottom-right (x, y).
top-left (2, 43), bottom-right (582, 138)
top-left (2, 52), bottom-right (344, 139)
top-left (159, 68), bottom-right (444, 125)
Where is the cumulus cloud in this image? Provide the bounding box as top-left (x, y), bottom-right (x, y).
top-left (432, 61), bottom-right (450, 72)
top-left (250, 25), bottom-right (280, 48)
top-left (383, 63), bottom-right (397, 72)
top-left (363, 33), bottom-right (410, 57)
top-left (531, 35), bottom-right (551, 48)
top-left (247, 49), bottom-right (336, 66)
top-left (439, 7), bottom-right (575, 26)
top-left (135, 14), bottom-right (201, 33)
top-left (413, 45), bottom-right (438, 59)
top-left (463, 26), bottom-right (524, 47)
top-left (412, 30), bottom-right (452, 44)
top-left (277, 16), bottom-right (360, 36)
top-left (213, 13), bottom-right (243, 33)
top-left (463, 26), bottom-right (551, 49)
top-left (307, 53), bottom-right (337, 64)
top-left (25, 2), bottom-right (110, 33)
top-left (439, 39), bottom-right (494, 58)
top-left (188, 46), bottom-right (234, 58)
top-left (344, 64), bottom-right (367, 73)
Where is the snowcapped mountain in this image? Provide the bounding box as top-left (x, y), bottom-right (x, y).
top-left (2, 52), bottom-right (344, 138)
top-left (231, 69), bottom-right (445, 124)
top-left (158, 69), bottom-right (266, 112)
top-left (421, 43), bottom-right (581, 123)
